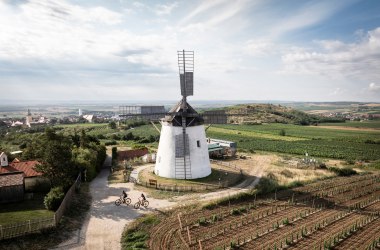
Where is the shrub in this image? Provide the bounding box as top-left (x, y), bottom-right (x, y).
top-left (280, 169), bottom-right (293, 178)
top-left (105, 140), bottom-right (117, 146)
top-left (230, 208), bottom-right (241, 215)
top-left (257, 176), bottom-right (279, 195)
top-left (44, 187), bottom-right (65, 211)
top-left (279, 129), bottom-right (286, 136)
top-left (198, 217), bottom-right (208, 226)
top-left (211, 214), bottom-right (218, 222)
top-left (319, 163), bottom-right (327, 169)
top-left (329, 167), bottom-right (357, 176)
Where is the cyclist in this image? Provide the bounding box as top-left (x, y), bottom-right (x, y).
top-left (122, 190), bottom-right (128, 202)
top-left (140, 193), bottom-right (146, 202)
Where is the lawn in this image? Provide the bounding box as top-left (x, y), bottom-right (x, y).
top-left (0, 193), bottom-right (53, 226)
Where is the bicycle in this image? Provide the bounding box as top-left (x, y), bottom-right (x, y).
top-left (134, 199), bottom-right (149, 209)
top-left (115, 195), bottom-right (131, 206)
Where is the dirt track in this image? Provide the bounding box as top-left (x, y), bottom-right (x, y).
top-left (54, 156), bottom-right (265, 250)
top-left (54, 159), bottom-right (174, 250)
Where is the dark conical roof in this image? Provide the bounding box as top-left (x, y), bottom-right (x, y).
top-left (163, 99), bottom-right (204, 127)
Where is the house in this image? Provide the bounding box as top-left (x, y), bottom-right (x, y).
top-left (207, 138), bottom-right (237, 157)
top-left (0, 154), bottom-right (48, 193)
top-left (1, 160), bottom-right (43, 178)
top-left (83, 115), bottom-right (95, 123)
top-left (11, 121), bottom-right (23, 127)
top-left (1, 152), bottom-right (8, 167)
top-left (117, 148), bottom-right (149, 161)
top-left (142, 153), bottom-right (156, 163)
top-left (0, 172), bottom-right (24, 203)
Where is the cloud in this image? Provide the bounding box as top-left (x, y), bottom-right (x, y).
top-left (369, 83), bottom-right (380, 92)
top-left (179, 0), bottom-right (251, 33)
top-left (280, 27), bottom-right (380, 81)
top-left (155, 2), bottom-right (178, 15)
top-left (244, 39), bottom-right (275, 56)
top-left (0, 0), bottom-right (177, 75)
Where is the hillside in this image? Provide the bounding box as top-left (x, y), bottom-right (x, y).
top-left (224, 104), bottom-right (344, 125)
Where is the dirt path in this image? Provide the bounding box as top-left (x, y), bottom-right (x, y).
top-left (54, 158), bottom-right (174, 250)
top-left (55, 157), bottom-right (265, 249)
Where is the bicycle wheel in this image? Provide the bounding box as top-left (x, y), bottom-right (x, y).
top-left (125, 198), bottom-right (131, 205)
top-left (115, 199), bottom-right (121, 206)
top-left (134, 202), bottom-right (140, 209)
top-left (143, 200), bottom-right (149, 208)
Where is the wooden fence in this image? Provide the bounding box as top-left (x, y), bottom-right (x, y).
top-left (136, 179), bottom-right (228, 192)
top-left (0, 174), bottom-right (81, 241)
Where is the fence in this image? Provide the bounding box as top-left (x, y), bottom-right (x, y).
top-left (136, 181), bottom-right (225, 192)
top-left (0, 174), bottom-right (81, 241)
top-left (55, 174), bottom-right (81, 225)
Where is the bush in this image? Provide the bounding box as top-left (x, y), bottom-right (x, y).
top-left (329, 167), bottom-right (357, 176)
top-left (280, 169), bottom-right (293, 178)
top-left (44, 187), bottom-right (65, 211)
top-left (198, 217), bottom-right (208, 226)
top-left (257, 176), bottom-right (279, 195)
top-left (105, 140), bottom-right (117, 146)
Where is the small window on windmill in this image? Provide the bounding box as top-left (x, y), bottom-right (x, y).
top-left (158, 156), bottom-right (161, 163)
top-left (197, 140), bottom-right (200, 147)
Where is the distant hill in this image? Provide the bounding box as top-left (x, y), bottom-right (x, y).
top-left (223, 104), bottom-right (344, 125)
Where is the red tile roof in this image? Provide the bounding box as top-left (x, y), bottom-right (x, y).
top-left (117, 148), bottom-right (149, 161)
top-left (0, 161), bottom-right (42, 177)
top-left (0, 172), bottom-right (24, 187)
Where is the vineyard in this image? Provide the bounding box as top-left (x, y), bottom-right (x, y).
top-left (146, 173), bottom-right (380, 250)
top-left (52, 122), bottom-right (380, 161)
top-left (206, 123), bottom-right (380, 161)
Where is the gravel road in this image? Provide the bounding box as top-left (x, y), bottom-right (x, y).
top-left (54, 159), bottom-right (173, 250)
top-left (55, 156), bottom-right (263, 250)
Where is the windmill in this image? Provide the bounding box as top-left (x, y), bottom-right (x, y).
top-left (154, 50), bottom-right (211, 179)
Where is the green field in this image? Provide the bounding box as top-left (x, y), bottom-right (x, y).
top-left (206, 123), bottom-right (380, 161)
top-left (4, 121), bottom-right (378, 163)
top-left (320, 120), bottom-right (380, 129)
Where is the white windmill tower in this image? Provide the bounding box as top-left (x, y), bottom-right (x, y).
top-left (154, 50), bottom-right (211, 179)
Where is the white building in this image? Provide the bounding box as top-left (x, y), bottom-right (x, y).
top-left (0, 152), bottom-right (8, 167)
top-left (154, 100), bottom-right (211, 179)
top-left (26, 109), bottom-right (33, 127)
top-left (83, 115), bottom-right (94, 123)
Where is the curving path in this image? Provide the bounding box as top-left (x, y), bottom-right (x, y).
top-left (54, 156), bottom-right (263, 250)
top-left (54, 157), bottom-right (174, 250)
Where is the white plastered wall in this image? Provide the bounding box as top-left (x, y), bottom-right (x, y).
top-left (154, 122), bottom-right (211, 179)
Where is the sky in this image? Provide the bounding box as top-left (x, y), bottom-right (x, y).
top-left (0, 0), bottom-right (380, 103)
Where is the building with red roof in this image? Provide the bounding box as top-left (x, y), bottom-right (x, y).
top-left (0, 160), bottom-right (42, 178)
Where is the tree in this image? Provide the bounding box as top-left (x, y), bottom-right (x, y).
top-left (279, 129), bottom-right (286, 136)
top-left (72, 147), bottom-right (98, 181)
top-left (29, 128), bottom-right (77, 188)
top-left (109, 121), bottom-right (117, 129)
